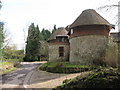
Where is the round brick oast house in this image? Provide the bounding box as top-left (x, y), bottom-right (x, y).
top-left (69, 9), bottom-right (112, 65)
top-left (47, 27), bottom-right (69, 62)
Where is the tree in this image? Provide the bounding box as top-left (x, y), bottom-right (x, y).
top-left (54, 24), bottom-right (57, 31)
top-left (0, 1), bottom-right (4, 60)
top-left (41, 28), bottom-right (51, 41)
top-left (52, 25), bottom-right (57, 33)
top-left (98, 0), bottom-right (120, 69)
top-left (0, 1), bottom-right (2, 10)
top-left (37, 25), bottom-right (44, 41)
top-left (97, 0), bottom-right (118, 25)
top-left (39, 41), bottom-right (48, 61)
top-left (0, 22), bottom-right (4, 60)
top-left (3, 45), bottom-right (24, 60)
top-left (24, 23), bottom-right (40, 61)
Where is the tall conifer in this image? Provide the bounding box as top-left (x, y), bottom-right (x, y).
top-left (24, 23), bottom-right (40, 61)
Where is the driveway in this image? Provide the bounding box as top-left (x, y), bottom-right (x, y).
top-left (28, 69), bottom-right (83, 89)
top-left (0, 61), bottom-right (82, 90)
top-left (0, 62), bottom-right (43, 89)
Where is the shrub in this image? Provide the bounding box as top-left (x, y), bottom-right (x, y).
top-left (63, 79), bottom-right (72, 84)
top-left (105, 37), bottom-right (118, 67)
top-left (23, 55), bottom-right (37, 62)
top-left (54, 68), bottom-right (120, 89)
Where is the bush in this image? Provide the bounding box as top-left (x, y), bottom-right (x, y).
top-left (54, 68), bottom-right (120, 89)
top-left (105, 37), bottom-right (118, 67)
top-left (63, 79), bottom-right (72, 84)
top-left (23, 55), bottom-right (38, 62)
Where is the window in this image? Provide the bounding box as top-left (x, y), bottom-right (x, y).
top-left (58, 38), bottom-right (62, 42)
top-left (59, 47), bottom-right (64, 57)
top-left (56, 36), bottom-right (68, 42)
top-left (71, 29), bottom-right (73, 34)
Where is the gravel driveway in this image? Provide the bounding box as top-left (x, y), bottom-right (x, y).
top-left (28, 65), bottom-right (82, 89)
top-left (0, 62), bottom-right (41, 89)
top-left (0, 61), bottom-right (82, 90)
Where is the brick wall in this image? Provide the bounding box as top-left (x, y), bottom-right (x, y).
top-left (70, 25), bottom-right (110, 38)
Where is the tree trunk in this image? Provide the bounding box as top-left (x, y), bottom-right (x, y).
top-left (117, 43), bottom-right (120, 70)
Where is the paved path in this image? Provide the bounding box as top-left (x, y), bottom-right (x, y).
top-left (0, 62), bottom-right (44, 89)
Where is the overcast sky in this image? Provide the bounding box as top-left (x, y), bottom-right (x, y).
top-left (0, 0), bottom-right (119, 49)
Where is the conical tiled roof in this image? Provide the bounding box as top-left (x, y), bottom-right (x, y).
top-left (48, 27), bottom-right (68, 41)
top-left (70, 9), bottom-right (111, 28)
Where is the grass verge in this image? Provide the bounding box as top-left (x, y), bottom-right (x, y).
top-left (0, 59), bottom-right (21, 75)
top-left (0, 67), bottom-right (16, 75)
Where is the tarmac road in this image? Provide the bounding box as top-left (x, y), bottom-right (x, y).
top-left (0, 62), bottom-right (42, 89)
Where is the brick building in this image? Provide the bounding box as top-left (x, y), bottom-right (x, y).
top-left (47, 27), bottom-right (69, 62)
top-left (48, 9), bottom-right (114, 66)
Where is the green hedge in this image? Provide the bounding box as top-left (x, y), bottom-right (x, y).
top-left (39, 62), bottom-right (96, 73)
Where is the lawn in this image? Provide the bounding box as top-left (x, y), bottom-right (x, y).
top-left (40, 62), bottom-right (91, 68)
top-left (39, 62), bottom-right (96, 73)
